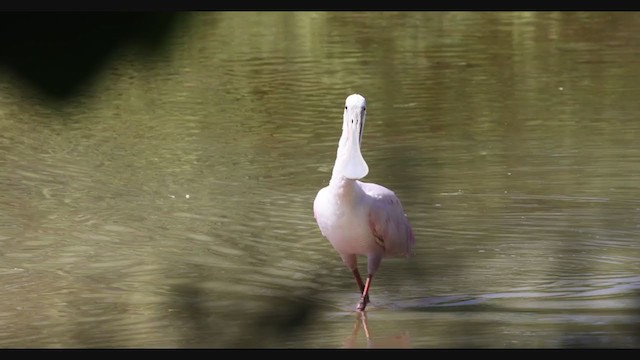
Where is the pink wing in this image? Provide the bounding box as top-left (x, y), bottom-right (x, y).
top-left (359, 181), bottom-right (415, 257)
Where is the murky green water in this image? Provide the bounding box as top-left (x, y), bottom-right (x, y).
top-left (1, 12), bottom-right (639, 348)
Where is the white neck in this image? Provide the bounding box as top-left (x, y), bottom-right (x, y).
top-left (331, 115), bottom-right (368, 182)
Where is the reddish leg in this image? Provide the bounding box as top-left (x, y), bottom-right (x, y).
top-left (351, 268), bottom-right (370, 306)
top-left (356, 274), bottom-right (373, 311)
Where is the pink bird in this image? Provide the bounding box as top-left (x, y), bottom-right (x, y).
top-left (313, 93), bottom-right (415, 312)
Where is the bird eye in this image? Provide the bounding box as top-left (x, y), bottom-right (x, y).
top-left (345, 106), bottom-right (348, 110)
top-left (363, 107), bottom-right (366, 111)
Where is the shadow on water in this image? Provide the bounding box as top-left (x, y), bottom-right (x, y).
top-left (170, 283), bottom-right (213, 348)
top-left (169, 278), bottom-right (323, 348)
top-left (244, 293), bottom-right (319, 348)
top-left (0, 12), bottom-right (189, 101)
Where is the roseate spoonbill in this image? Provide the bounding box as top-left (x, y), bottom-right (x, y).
top-left (313, 94), bottom-right (415, 312)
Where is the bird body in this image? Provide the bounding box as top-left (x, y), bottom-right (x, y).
top-left (313, 94), bottom-right (415, 311)
top-left (314, 179), bottom-right (413, 271)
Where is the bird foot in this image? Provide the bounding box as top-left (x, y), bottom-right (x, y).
top-left (356, 296), bottom-right (370, 311)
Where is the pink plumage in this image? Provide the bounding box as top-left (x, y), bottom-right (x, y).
top-left (313, 94), bottom-right (415, 311)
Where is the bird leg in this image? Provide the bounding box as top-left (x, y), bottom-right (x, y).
top-left (356, 274), bottom-right (373, 311)
top-left (351, 268), bottom-right (370, 306)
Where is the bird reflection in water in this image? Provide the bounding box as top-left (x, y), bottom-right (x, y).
top-left (342, 312), bottom-right (411, 348)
